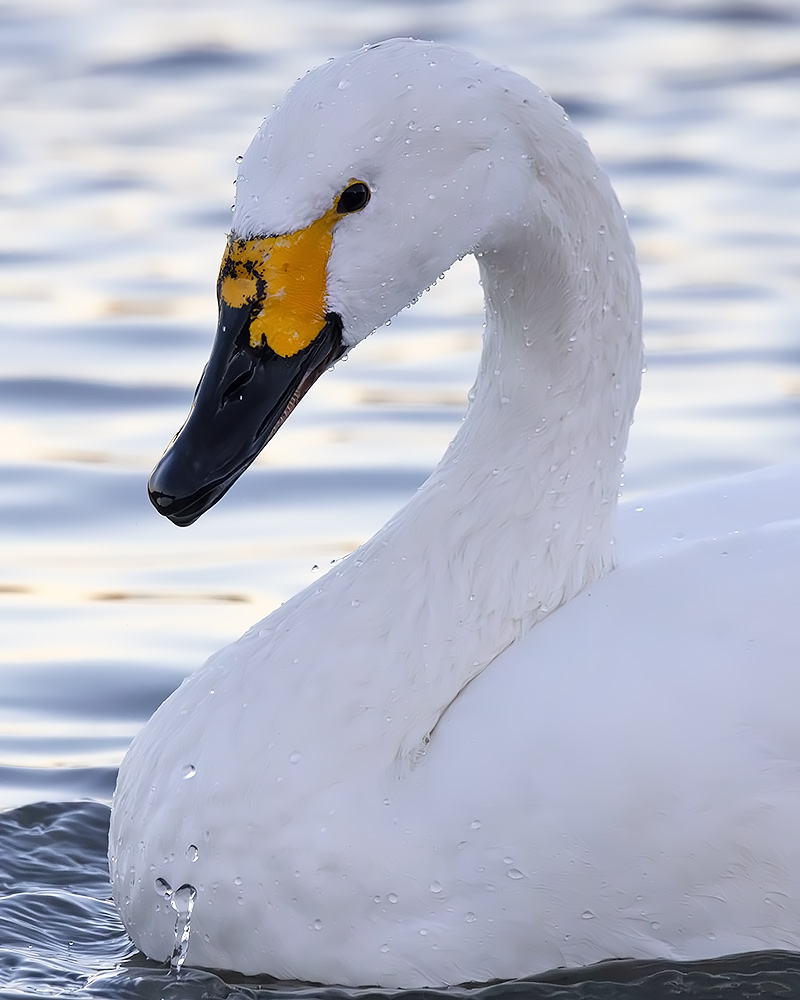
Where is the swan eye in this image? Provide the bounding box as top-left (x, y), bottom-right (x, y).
top-left (336, 182), bottom-right (370, 214)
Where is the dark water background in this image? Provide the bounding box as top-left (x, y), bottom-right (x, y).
top-left (1, 0), bottom-right (799, 995)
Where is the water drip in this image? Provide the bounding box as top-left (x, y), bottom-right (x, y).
top-left (169, 883), bottom-right (197, 971)
top-left (154, 876), bottom-right (198, 972)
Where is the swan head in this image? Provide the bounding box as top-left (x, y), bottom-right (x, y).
top-left (148, 38), bottom-right (613, 525)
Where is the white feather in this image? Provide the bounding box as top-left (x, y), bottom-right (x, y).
top-left (109, 39), bottom-right (800, 987)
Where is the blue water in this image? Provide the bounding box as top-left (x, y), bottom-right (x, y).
top-left (1, 0), bottom-right (799, 995)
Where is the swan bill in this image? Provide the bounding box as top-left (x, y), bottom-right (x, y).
top-left (148, 302), bottom-right (345, 527)
top-left (148, 197), bottom-right (362, 526)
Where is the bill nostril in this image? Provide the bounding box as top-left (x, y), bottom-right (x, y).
top-left (221, 368), bottom-right (255, 406)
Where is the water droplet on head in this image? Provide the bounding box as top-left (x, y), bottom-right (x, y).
top-left (465, 911), bottom-right (477, 923)
top-left (430, 881), bottom-right (443, 894)
top-left (185, 845), bottom-right (199, 862)
top-left (181, 764), bottom-right (196, 780)
top-left (387, 892), bottom-right (398, 904)
top-left (379, 943), bottom-right (390, 953)
top-left (470, 819), bottom-right (481, 830)
top-left (289, 751), bottom-right (302, 764)
top-left (507, 868), bottom-right (525, 880)
top-left (581, 909), bottom-right (595, 920)
top-left (313, 918), bottom-right (323, 931)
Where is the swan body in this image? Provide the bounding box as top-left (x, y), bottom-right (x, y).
top-left (109, 39), bottom-right (800, 987)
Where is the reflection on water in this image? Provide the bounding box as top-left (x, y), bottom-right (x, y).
top-left (0, 0), bottom-right (799, 995)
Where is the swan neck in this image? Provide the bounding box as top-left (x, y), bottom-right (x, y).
top-left (432, 184), bottom-right (643, 619)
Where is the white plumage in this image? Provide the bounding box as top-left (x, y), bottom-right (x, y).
top-left (109, 39), bottom-right (800, 987)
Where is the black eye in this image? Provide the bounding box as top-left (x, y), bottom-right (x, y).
top-left (336, 182), bottom-right (370, 214)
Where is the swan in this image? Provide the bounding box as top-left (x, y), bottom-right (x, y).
top-left (109, 38), bottom-right (800, 987)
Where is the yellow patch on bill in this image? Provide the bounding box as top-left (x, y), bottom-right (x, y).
top-left (217, 205), bottom-right (340, 357)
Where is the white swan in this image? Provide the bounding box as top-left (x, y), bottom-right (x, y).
top-left (109, 38), bottom-right (800, 987)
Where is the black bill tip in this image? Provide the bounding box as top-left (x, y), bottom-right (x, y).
top-left (148, 310), bottom-right (345, 526)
